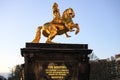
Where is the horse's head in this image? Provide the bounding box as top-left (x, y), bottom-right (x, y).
top-left (62, 8), bottom-right (75, 19)
top-left (62, 8), bottom-right (80, 35)
top-left (67, 8), bottom-right (75, 18)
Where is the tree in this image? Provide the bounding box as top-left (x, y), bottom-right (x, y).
top-left (89, 53), bottom-right (99, 60)
top-left (8, 64), bottom-right (24, 80)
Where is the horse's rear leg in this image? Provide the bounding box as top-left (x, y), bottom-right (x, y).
top-left (46, 30), bottom-right (57, 43)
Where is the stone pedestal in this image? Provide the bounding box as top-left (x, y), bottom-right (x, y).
top-left (21, 43), bottom-right (92, 80)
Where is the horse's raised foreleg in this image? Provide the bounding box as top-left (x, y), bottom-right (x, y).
top-left (32, 26), bottom-right (42, 43)
top-left (65, 32), bottom-right (71, 38)
top-left (74, 24), bottom-right (80, 34)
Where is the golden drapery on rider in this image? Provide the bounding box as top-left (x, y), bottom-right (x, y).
top-left (32, 2), bottom-right (80, 43)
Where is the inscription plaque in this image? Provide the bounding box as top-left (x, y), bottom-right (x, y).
top-left (45, 65), bottom-right (69, 79)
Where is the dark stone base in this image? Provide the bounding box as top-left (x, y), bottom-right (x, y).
top-left (21, 43), bottom-right (92, 80)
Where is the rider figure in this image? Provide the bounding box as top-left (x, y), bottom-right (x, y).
top-left (52, 2), bottom-right (61, 23)
top-left (51, 3), bottom-right (73, 31)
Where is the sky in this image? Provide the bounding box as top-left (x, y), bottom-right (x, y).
top-left (0, 0), bottom-right (120, 74)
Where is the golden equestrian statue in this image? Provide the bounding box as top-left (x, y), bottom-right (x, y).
top-left (32, 2), bottom-right (80, 43)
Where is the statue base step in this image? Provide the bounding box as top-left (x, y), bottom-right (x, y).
top-left (21, 43), bottom-right (92, 80)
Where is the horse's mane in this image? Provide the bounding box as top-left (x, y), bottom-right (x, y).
top-left (62, 9), bottom-right (68, 19)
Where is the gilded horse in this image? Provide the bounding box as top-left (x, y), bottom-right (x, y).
top-left (32, 8), bottom-right (80, 43)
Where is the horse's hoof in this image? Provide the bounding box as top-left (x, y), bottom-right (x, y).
top-left (67, 35), bottom-right (71, 38)
top-left (46, 41), bottom-right (55, 44)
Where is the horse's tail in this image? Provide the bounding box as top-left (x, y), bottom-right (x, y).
top-left (32, 26), bottom-right (42, 43)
